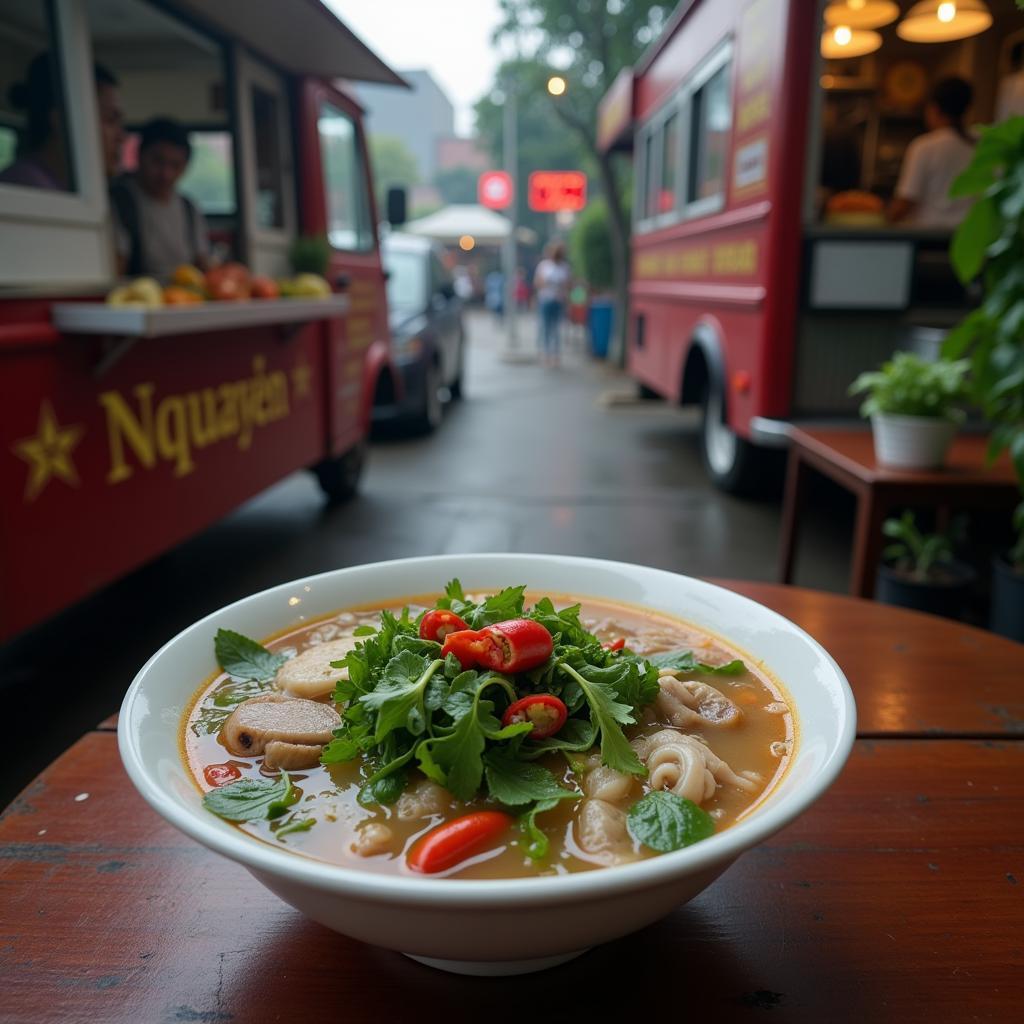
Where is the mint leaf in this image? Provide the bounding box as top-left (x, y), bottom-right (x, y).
top-left (483, 749), bottom-right (578, 806)
top-left (520, 798), bottom-right (562, 860)
top-left (202, 771), bottom-right (295, 822)
top-left (648, 650), bottom-right (746, 676)
top-left (558, 662), bottom-right (645, 776)
top-left (214, 628), bottom-right (286, 683)
top-left (626, 791), bottom-right (714, 852)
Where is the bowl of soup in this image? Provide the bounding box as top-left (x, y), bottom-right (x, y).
top-left (119, 554), bottom-right (855, 975)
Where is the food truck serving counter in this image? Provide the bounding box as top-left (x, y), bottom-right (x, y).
top-left (0, 0), bottom-right (405, 640)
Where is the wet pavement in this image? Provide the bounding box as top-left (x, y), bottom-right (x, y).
top-left (1, 311), bottom-right (853, 807)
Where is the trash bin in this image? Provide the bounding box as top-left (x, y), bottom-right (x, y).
top-left (588, 298), bottom-right (613, 359)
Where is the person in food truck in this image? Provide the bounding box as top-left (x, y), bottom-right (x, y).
top-left (0, 54), bottom-right (123, 190)
top-left (109, 117), bottom-right (210, 278)
top-left (888, 77), bottom-right (975, 230)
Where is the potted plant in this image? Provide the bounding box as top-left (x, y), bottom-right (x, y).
top-left (877, 511), bottom-right (976, 619)
top-left (849, 352), bottom-right (970, 470)
top-left (946, 116), bottom-right (1024, 641)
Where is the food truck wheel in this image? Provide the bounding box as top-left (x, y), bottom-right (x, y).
top-left (313, 442), bottom-right (366, 502)
top-left (700, 381), bottom-right (771, 497)
top-left (450, 337), bottom-right (465, 400)
top-left (411, 360), bottom-right (444, 435)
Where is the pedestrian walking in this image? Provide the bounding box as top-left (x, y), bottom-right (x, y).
top-left (533, 242), bottom-right (571, 367)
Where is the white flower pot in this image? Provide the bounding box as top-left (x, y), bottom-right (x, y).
top-left (870, 413), bottom-right (957, 470)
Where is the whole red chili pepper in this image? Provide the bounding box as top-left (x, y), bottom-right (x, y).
top-left (419, 609), bottom-right (469, 643)
top-left (441, 618), bottom-right (553, 673)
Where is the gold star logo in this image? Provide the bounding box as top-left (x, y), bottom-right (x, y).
top-left (12, 401), bottom-right (85, 501)
top-left (291, 360), bottom-right (313, 400)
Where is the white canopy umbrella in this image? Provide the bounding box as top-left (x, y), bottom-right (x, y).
top-left (404, 204), bottom-right (536, 246)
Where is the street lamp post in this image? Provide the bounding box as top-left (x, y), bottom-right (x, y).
top-left (502, 79), bottom-right (519, 354)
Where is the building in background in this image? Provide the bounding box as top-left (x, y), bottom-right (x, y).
top-left (436, 136), bottom-right (489, 174)
top-left (358, 68), bottom-right (453, 181)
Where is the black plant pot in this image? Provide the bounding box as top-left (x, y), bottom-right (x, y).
top-left (876, 560), bottom-right (976, 620)
top-left (990, 554), bottom-right (1024, 643)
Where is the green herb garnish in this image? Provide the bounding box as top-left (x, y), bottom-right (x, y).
top-left (648, 650), bottom-right (746, 675)
top-left (214, 628), bottom-right (286, 683)
top-left (626, 791), bottom-right (715, 852)
top-left (202, 770), bottom-right (296, 822)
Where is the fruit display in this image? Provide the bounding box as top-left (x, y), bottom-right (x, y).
top-left (106, 277), bottom-right (164, 307)
top-left (280, 272), bottom-right (332, 298)
top-left (106, 264), bottom-right (333, 307)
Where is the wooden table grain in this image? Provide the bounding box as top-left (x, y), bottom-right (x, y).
top-left (3, 583), bottom-right (1023, 1024)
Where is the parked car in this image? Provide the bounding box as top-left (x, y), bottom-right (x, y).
top-left (377, 234), bottom-right (465, 433)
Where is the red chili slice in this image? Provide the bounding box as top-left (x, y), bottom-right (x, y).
top-left (407, 811), bottom-right (513, 874)
top-left (603, 637), bottom-right (626, 651)
top-left (501, 694), bottom-right (568, 739)
top-left (419, 609), bottom-right (470, 643)
top-left (203, 763), bottom-right (242, 788)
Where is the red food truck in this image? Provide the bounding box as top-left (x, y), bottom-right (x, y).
top-left (0, 0), bottom-right (404, 640)
top-left (599, 0), bottom-right (1022, 493)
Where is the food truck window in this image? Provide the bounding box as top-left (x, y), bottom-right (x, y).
top-left (659, 111), bottom-right (680, 214)
top-left (251, 85), bottom-right (284, 229)
top-left (318, 101), bottom-right (373, 252)
top-left (121, 129), bottom-right (236, 217)
top-left (687, 63), bottom-right (731, 206)
top-left (0, 0), bottom-right (75, 192)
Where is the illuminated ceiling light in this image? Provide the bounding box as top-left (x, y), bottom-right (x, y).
top-left (458, 235), bottom-right (475, 251)
top-left (824, 0), bottom-right (899, 30)
top-left (821, 26), bottom-right (882, 59)
top-left (896, 0), bottom-right (992, 42)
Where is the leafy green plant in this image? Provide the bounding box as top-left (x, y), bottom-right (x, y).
top-left (946, 116), bottom-right (1024, 568)
top-left (881, 511), bottom-right (964, 582)
top-left (569, 197), bottom-right (614, 292)
top-left (849, 351), bottom-right (970, 420)
top-left (288, 235), bottom-right (330, 276)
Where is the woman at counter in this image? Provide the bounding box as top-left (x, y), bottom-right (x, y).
top-left (888, 77), bottom-right (975, 230)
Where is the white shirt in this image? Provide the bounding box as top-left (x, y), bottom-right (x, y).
top-left (534, 258), bottom-right (570, 303)
top-left (895, 127), bottom-right (975, 229)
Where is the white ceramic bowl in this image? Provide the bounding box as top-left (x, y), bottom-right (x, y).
top-left (119, 554), bottom-right (856, 976)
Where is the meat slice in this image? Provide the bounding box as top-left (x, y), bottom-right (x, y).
top-left (274, 637), bottom-right (358, 699)
top-left (656, 672), bottom-right (743, 729)
top-left (633, 729), bottom-right (762, 806)
top-left (583, 764), bottom-right (635, 803)
top-left (576, 798), bottom-right (635, 865)
top-left (222, 694), bottom-right (341, 758)
top-left (263, 740), bottom-right (323, 771)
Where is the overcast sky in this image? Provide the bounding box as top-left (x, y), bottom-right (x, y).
top-left (328, 0), bottom-right (509, 136)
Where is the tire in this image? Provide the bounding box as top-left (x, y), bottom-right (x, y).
top-left (449, 333), bottom-right (465, 400)
top-left (409, 360), bottom-right (443, 435)
top-left (700, 380), bottom-right (779, 497)
top-left (312, 441), bottom-right (366, 502)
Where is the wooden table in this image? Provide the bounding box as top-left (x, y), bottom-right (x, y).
top-left (777, 428), bottom-right (1020, 598)
top-left (2, 582), bottom-right (1022, 1023)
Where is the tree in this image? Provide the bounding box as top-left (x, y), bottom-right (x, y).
top-left (368, 134), bottom-right (419, 214)
top-left (435, 165), bottom-right (478, 205)
top-left (474, 58), bottom-right (594, 246)
top-left (491, 0), bottom-right (669, 361)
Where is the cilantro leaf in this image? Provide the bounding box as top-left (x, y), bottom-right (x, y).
top-left (202, 771), bottom-right (296, 822)
top-left (417, 708), bottom-right (486, 800)
top-left (214, 629), bottom-right (286, 683)
top-left (483, 749), bottom-right (578, 806)
top-left (648, 650), bottom-right (746, 675)
top-left (558, 662), bottom-right (645, 776)
top-left (520, 798), bottom-right (562, 860)
top-left (274, 816), bottom-right (316, 838)
top-left (359, 653), bottom-right (443, 742)
top-left (626, 791), bottom-right (715, 852)
top-left (437, 580), bottom-right (527, 629)
top-left (516, 716), bottom-right (597, 757)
